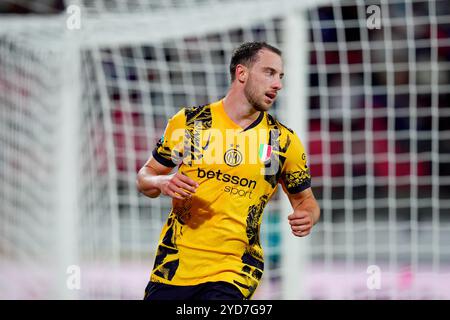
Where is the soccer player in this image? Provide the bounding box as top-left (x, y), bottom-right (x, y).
top-left (137, 42), bottom-right (320, 300)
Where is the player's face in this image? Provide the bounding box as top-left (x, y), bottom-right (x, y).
top-left (244, 49), bottom-right (284, 112)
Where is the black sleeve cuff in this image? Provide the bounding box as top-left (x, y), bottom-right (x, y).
top-left (286, 180), bottom-right (311, 194)
top-left (152, 148), bottom-right (177, 168)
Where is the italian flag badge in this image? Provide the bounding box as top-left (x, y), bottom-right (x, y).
top-left (259, 144), bottom-right (272, 162)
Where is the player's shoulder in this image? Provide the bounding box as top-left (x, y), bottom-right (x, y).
top-left (183, 103), bottom-right (212, 119)
top-left (266, 113), bottom-right (304, 152)
top-left (169, 103), bottom-right (213, 131)
top-left (266, 112), bottom-right (295, 135)
top-left (169, 103), bottom-right (211, 122)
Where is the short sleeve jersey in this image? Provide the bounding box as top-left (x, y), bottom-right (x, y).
top-left (150, 99), bottom-right (311, 299)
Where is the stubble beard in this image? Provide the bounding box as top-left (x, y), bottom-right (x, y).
top-left (244, 81), bottom-right (271, 112)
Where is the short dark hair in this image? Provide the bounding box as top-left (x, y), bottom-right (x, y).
top-left (229, 42), bottom-right (282, 82)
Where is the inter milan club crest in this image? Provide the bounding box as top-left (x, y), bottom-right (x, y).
top-left (259, 144), bottom-right (272, 162)
top-left (224, 148), bottom-right (243, 167)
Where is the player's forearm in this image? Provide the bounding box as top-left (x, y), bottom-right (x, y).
top-left (296, 197), bottom-right (321, 225)
top-left (136, 167), bottom-right (163, 198)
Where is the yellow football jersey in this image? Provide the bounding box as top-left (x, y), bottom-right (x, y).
top-left (150, 99), bottom-right (311, 299)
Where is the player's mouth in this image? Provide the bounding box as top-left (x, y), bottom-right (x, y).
top-left (264, 92), bottom-right (277, 102)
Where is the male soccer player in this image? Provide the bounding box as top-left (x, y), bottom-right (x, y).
top-left (137, 42), bottom-right (320, 300)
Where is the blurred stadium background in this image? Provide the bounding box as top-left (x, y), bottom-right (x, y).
top-left (0, 0), bottom-right (449, 299)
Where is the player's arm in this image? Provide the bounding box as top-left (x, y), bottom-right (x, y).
top-left (136, 157), bottom-right (198, 200)
top-left (136, 107), bottom-right (198, 200)
top-left (285, 187), bottom-right (320, 237)
top-left (279, 128), bottom-right (320, 237)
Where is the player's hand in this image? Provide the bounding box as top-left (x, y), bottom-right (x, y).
top-left (158, 172), bottom-right (199, 200)
top-left (288, 209), bottom-right (313, 237)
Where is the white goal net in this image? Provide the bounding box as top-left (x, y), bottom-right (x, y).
top-left (0, 0), bottom-right (449, 299)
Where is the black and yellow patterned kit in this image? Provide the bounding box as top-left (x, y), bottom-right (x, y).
top-left (150, 99), bottom-right (311, 299)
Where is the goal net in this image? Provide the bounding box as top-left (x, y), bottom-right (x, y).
top-left (307, 0), bottom-right (450, 299)
top-left (1, 0), bottom-right (449, 299)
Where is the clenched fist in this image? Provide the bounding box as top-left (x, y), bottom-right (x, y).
top-left (288, 209), bottom-right (314, 237)
top-left (159, 172), bottom-right (199, 200)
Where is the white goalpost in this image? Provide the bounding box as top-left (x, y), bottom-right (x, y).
top-left (1, 0), bottom-right (449, 300)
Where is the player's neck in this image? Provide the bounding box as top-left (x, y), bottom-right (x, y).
top-left (222, 89), bottom-right (261, 127)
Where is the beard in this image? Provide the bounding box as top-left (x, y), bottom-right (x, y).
top-left (244, 81), bottom-right (271, 112)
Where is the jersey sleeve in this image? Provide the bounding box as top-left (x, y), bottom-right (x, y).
top-left (280, 131), bottom-right (312, 194)
top-left (152, 109), bottom-right (185, 167)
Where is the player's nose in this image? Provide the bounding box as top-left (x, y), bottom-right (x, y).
top-left (272, 78), bottom-right (282, 91)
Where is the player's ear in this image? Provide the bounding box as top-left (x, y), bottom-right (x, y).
top-left (236, 64), bottom-right (248, 83)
